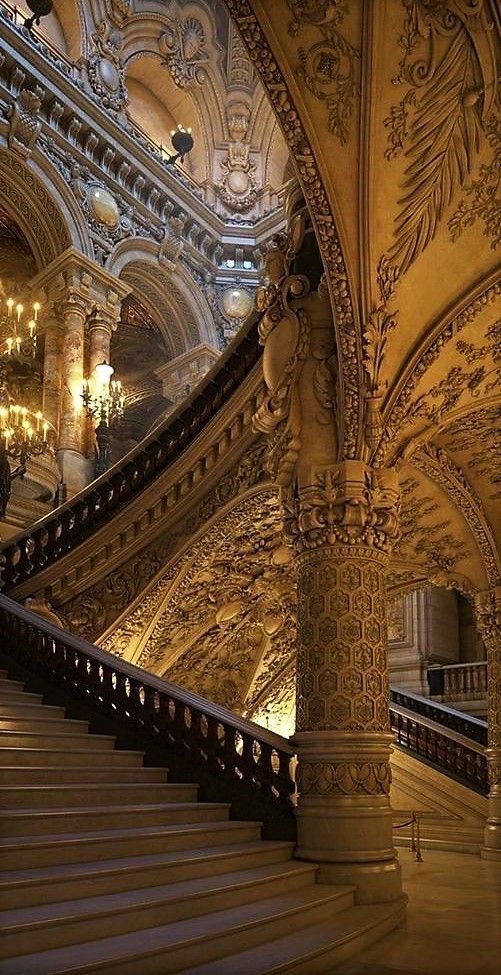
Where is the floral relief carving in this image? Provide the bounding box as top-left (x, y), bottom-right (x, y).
top-left (387, 0), bottom-right (498, 274)
top-left (442, 407), bottom-right (501, 502)
top-left (287, 0), bottom-right (360, 144)
top-left (449, 111), bottom-right (501, 249)
top-left (7, 86), bottom-right (44, 158)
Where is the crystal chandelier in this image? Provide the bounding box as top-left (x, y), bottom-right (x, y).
top-left (0, 400), bottom-right (53, 467)
top-left (0, 295), bottom-right (41, 358)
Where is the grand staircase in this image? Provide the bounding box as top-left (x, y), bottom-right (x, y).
top-left (0, 667), bottom-right (404, 975)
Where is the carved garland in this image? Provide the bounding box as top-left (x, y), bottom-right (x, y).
top-left (223, 0), bottom-right (362, 460)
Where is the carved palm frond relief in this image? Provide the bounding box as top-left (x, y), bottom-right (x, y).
top-left (389, 28), bottom-right (481, 273)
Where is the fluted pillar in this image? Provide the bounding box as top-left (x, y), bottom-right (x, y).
top-left (476, 587), bottom-right (501, 860)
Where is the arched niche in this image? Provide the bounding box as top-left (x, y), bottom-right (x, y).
top-left (14, 0), bottom-right (84, 61)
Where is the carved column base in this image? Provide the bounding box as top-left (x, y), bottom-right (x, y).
top-left (293, 730), bottom-right (402, 904)
top-left (482, 746), bottom-right (501, 860)
top-left (56, 448), bottom-right (94, 497)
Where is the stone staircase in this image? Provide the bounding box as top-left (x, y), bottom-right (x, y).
top-left (0, 670), bottom-right (404, 974)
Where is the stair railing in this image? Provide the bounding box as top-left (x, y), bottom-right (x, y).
top-left (0, 594), bottom-right (296, 819)
top-left (390, 687), bottom-right (488, 796)
top-left (0, 319), bottom-right (261, 592)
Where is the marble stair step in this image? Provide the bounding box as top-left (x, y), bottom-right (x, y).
top-left (0, 716), bottom-right (90, 733)
top-left (0, 782), bottom-right (198, 809)
top-left (0, 691), bottom-right (45, 705)
top-left (0, 730), bottom-right (117, 749)
top-left (0, 679), bottom-right (25, 692)
top-left (0, 840), bottom-right (295, 909)
top-left (0, 884), bottom-right (351, 975)
top-left (0, 766), bottom-right (168, 785)
top-left (181, 900), bottom-right (405, 975)
top-left (0, 820), bottom-right (262, 869)
top-left (0, 702), bottom-right (67, 719)
top-left (0, 861), bottom-right (320, 957)
top-left (0, 747), bottom-right (145, 768)
top-left (0, 800), bottom-right (230, 836)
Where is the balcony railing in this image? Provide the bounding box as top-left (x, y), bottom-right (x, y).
top-left (427, 661), bottom-right (488, 701)
top-left (0, 319), bottom-right (261, 591)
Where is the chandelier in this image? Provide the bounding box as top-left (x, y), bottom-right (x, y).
top-left (82, 362), bottom-right (125, 475)
top-left (82, 361), bottom-right (125, 424)
top-left (0, 393), bottom-right (54, 470)
top-left (0, 295), bottom-right (41, 358)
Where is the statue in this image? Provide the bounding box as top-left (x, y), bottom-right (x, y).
top-left (0, 443), bottom-right (11, 521)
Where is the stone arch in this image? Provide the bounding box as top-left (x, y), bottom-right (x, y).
top-left (107, 240), bottom-right (218, 355)
top-left (0, 148), bottom-right (93, 269)
top-left (15, 0), bottom-right (85, 60)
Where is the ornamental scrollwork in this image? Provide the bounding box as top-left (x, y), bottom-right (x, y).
top-left (387, 0), bottom-right (498, 274)
top-left (159, 17), bottom-right (209, 88)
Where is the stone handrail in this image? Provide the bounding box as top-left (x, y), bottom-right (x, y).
top-left (0, 319), bottom-right (261, 591)
top-left (0, 593), bottom-right (296, 812)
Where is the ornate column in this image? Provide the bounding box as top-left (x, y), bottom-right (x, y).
top-left (475, 587), bottom-right (501, 860)
top-left (56, 275), bottom-right (93, 495)
top-left (42, 311), bottom-right (63, 437)
top-left (254, 211), bottom-right (403, 905)
top-left (291, 463), bottom-right (402, 903)
top-left (87, 293), bottom-right (122, 375)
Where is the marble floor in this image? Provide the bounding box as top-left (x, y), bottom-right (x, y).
top-left (333, 849), bottom-right (501, 975)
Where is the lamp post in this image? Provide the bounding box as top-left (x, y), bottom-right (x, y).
top-left (82, 361), bottom-right (125, 476)
top-left (24, 0), bottom-right (53, 31)
top-left (0, 384), bottom-right (55, 520)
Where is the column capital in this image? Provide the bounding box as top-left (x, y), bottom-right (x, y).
top-left (28, 247), bottom-right (131, 319)
top-left (474, 587), bottom-right (501, 648)
top-left (284, 461), bottom-right (400, 557)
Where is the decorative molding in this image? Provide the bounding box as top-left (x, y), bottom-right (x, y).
top-left (449, 111), bottom-right (501, 250)
top-left (298, 760), bottom-right (391, 796)
top-left (224, 0), bottom-right (362, 460)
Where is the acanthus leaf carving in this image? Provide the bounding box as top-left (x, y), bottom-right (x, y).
top-left (159, 16), bottom-right (208, 88)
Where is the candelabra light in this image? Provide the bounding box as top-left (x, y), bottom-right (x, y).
top-left (0, 295), bottom-right (41, 359)
top-left (82, 362), bottom-right (126, 475)
top-left (165, 125), bottom-right (194, 165)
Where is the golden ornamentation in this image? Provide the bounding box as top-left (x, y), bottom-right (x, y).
top-left (387, 0), bottom-right (497, 274)
top-left (449, 111), bottom-right (501, 249)
top-left (287, 0), bottom-right (360, 145)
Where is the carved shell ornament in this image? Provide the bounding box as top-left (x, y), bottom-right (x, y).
top-left (159, 17), bottom-right (209, 88)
